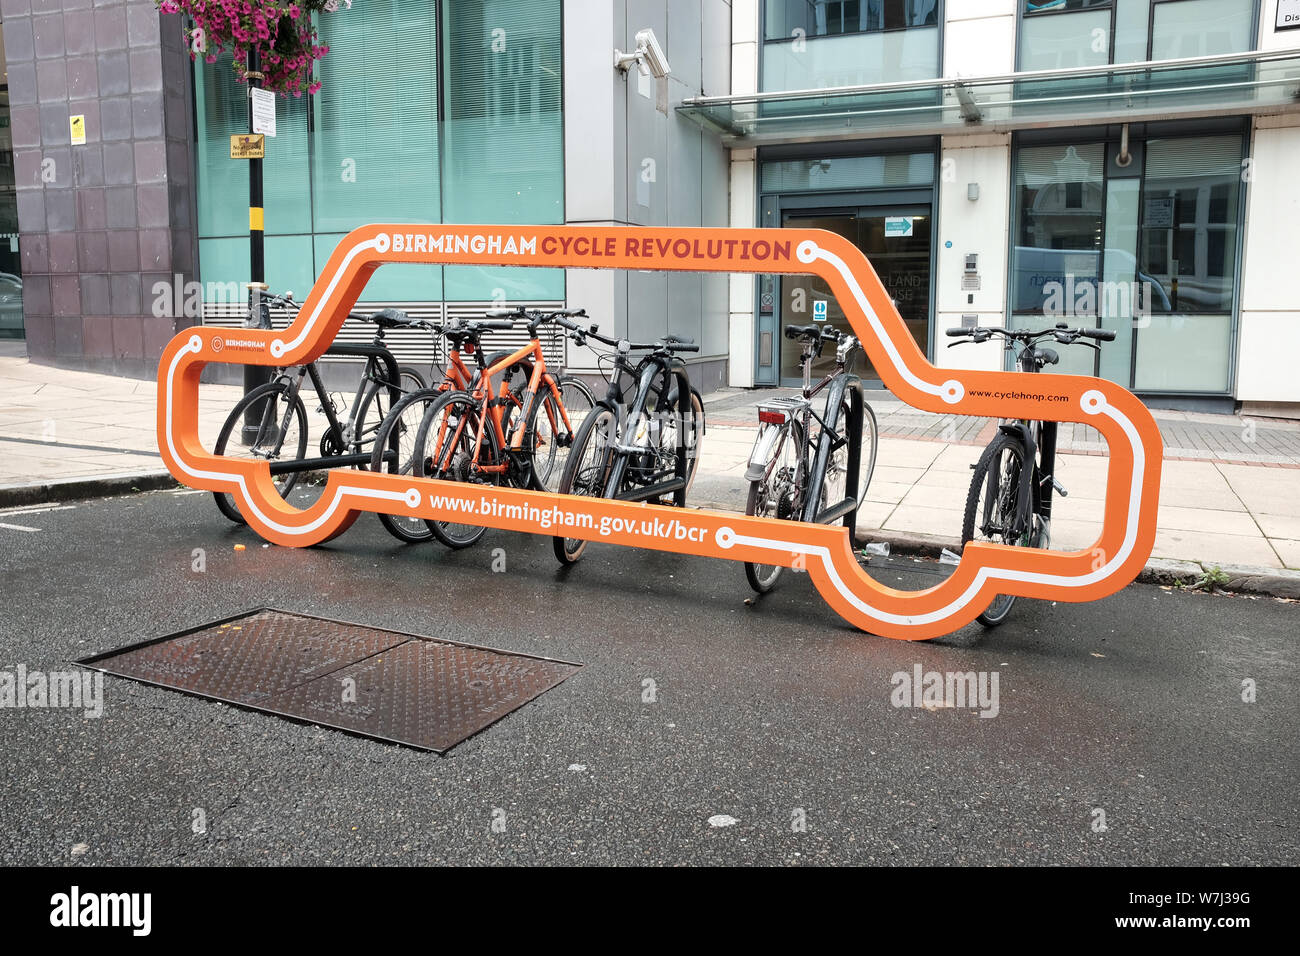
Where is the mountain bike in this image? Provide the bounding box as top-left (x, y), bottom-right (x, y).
top-left (947, 321), bottom-right (1116, 626)
top-left (411, 309), bottom-right (596, 549)
top-left (742, 323), bottom-right (878, 593)
top-left (551, 327), bottom-right (705, 565)
top-left (212, 293), bottom-right (431, 526)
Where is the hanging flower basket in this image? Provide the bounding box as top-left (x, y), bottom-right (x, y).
top-left (158, 0), bottom-right (351, 97)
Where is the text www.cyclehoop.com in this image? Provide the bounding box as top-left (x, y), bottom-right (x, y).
top-left (428, 493), bottom-right (711, 543)
top-left (968, 388), bottom-right (1070, 403)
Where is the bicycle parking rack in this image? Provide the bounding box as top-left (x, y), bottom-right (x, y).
top-left (157, 225), bottom-right (1164, 640)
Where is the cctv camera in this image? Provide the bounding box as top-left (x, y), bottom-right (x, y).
top-left (614, 27), bottom-right (671, 79)
top-left (635, 28), bottom-right (670, 79)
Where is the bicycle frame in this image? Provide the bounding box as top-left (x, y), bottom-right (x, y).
top-left (260, 342), bottom-right (402, 469)
top-left (440, 339), bottom-right (573, 478)
top-left (750, 337), bottom-right (866, 524)
top-left (997, 339), bottom-right (1064, 539)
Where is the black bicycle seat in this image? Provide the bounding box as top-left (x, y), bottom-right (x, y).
top-left (784, 324), bottom-right (824, 341)
top-left (1034, 347), bottom-right (1060, 367)
top-left (366, 308), bottom-right (417, 329)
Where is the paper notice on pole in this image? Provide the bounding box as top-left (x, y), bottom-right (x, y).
top-left (250, 87), bottom-right (276, 137)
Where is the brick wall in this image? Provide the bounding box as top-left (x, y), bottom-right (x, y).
top-left (3, 0), bottom-right (197, 377)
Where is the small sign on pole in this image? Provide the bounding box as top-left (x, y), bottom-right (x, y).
top-left (230, 134), bottom-right (266, 159)
top-left (69, 115), bottom-right (86, 146)
top-left (1279, 0), bottom-right (1300, 29)
top-left (250, 87), bottom-right (277, 137)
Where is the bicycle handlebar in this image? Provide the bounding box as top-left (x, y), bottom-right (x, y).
top-left (946, 324), bottom-right (1117, 343)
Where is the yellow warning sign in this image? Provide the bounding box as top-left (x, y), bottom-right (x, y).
top-left (69, 115), bottom-right (86, 146)
top-left (230, 134), bottom-right (266, 159)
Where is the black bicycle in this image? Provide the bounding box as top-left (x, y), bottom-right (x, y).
top-left (552, 325), bottom-right (705, 565)
top-left (212, 292), bottom-right (432, 526)
top-left (742, 324), bottom-right (878, 593)
top-left (947, 321), bottom-right (1116, 626)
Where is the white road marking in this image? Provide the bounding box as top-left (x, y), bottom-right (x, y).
top-left (0, 504), bottom-right (75, 517)
top-left (0, 522), bottom-right (41, 532)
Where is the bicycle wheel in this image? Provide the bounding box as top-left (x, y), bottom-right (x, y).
top-left (653, 386), bottom-right (705, 500)
top-left (961, 431), bottom-right (1030, 627)
top-left (552, 405), bottom-right (617, 565)
top-left (212, 381), bottom-right (308, 524)
top-left (399, 365), bottom-right (426, 394)
top-left (524, 375), bottom-right (596, 493)
top-left (350, 376), bottom-right (406, 465)
top-left (412, 390), bottom-right (500, 549)
top-left (819, 399), bottom-right (879, 533)
top-left (744, 420), bottom-right (804, 594)
top-left (369, 387), bottom-right (443, 543)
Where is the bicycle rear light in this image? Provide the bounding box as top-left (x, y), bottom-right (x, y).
top-left (758, 410), bottom-right (787, 425)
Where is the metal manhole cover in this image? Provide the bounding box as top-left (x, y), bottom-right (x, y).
top-left (79, 609), bottom-right (581, 753)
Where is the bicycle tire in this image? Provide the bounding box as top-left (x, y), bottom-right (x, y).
top-left (552, 404), bottom-right (617, 565)
top-left (412, 390), bottom-right (501, 549)
top-left (744, 418), bottom-right (804, 594)
top-left (523, 374), bottom-right (596, 493)
top-left (212, 381), bottom-right (308, 524)
top-left (961, 431), bottom-right (1030, 627)
top-left (399, 365), bottom-right (426, 394)
top-left (369, 387), bottom-right (444, 543)
top-left (350, 373), bottom-right (409, 466)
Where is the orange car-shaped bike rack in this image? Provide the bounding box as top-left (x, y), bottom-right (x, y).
top-left (157, 225), bottom-right (1163, 640)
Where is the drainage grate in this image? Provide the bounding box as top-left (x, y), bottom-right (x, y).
top-left (80, 609), bottom-right (580, 753)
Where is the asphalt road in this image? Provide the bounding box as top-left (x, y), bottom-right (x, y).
top-left (0, 488), bottom-right (1296, 866)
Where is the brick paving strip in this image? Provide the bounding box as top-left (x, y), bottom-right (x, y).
top-left (1, 346), bottom-right (1297, 591)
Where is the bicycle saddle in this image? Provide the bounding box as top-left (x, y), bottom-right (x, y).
top-left (784, 324), bottom-right (831, 341)
top-left (1032, 347), bottom-right (1060, 367)
top-left (366, 308), bottom-right (417, 329)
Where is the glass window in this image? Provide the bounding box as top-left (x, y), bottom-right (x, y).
top-left (311, 1), bottom-right (440, 232)
top-left (195, 55), bottom-right (311, 239)
top-left (1009, 131), bottom-right (1245, 393)
top-left (194, 0), bottom-right (565, 305)
top-left (1024, 1), bottom-right (1112, 12)
top-left (1010, 144), bottom-right (1106, 318)
top-left (762, 0), bottom-right (940, 88)
top-left (1019, 8), bottom-right (1113, 71)
top-left (764, 0), bottom-right (938, 42)
top-left (760, 152), bottom-right (935, 192)
top-left (1138, 136), bottom-right (1242, 314)
top-left (1149, 0), bottom-right (1254, 60)
top-left (440, 0), bottom-right (564, 300)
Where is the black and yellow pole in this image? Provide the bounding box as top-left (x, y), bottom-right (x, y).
top-left (242, 46), bottom-right (271, 443)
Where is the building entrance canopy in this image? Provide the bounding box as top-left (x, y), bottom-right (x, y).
top-left (678, 50), bottom-right (1300, 146)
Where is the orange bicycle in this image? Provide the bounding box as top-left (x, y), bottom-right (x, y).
top-left (410, 308), bottom-right (594, 548)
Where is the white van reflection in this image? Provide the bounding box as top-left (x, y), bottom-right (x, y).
top-left (1012, 247), bottom-right (1171, 317)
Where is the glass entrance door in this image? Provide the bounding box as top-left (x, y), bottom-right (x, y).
top-left (779, 206), bottom-right (931, 385)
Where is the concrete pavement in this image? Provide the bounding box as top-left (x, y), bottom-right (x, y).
top-left (694, 389), bottom-right (1300, 573)
top-left (1, 343), bottom-right (1298, 576)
